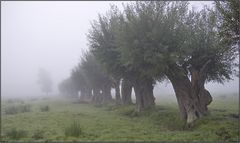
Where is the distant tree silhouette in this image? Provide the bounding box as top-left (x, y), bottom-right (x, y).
top-left (37, 68), bottom-right (53, 95)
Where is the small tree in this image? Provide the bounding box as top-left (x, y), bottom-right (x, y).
top-left (37, 68), bottom-right (53, 95)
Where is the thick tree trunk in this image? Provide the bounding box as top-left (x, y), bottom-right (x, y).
top-left (133, 78), bottom-right (155, 112)
top-left (91, 88), bottom-right (102, 105)
top-left (166, 65), bottom-right (204, 124)
top-left (79, 88), bottom-right (92, 103)
top-left (102, 85), bottom-right (113, 104)
top-left (115, 80), bottom-right (121, 104)
top-left (79, 88), bottom-right (86, 101)
top-left (191, 68), bottom-right (212, 115)
top-left (121, 78), bottom-right (133, 105)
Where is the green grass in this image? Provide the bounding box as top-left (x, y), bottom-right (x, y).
top-left (1, 94), bottom-right (239, 142)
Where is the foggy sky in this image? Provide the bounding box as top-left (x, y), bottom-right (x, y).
top-left (1, 1), bottom-right (238, 98)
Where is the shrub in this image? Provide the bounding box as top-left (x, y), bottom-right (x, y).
top-left (64, 121), bottom-right (82, 137)
top-left (32, 129), bottom-right (44, 140)
top-left (40, 105), bottom-right (50, 112)
top-left (6, 128), bottom-right (28, 139)
top-left (5, 104), bottom-right (31, 115)
top-left (5, 106), bottom-right (18, 115)
top-left (18, 104), bottom-right (31, 113)
top-left (215, 127), bottom-right (231, 141)
top-left (6, 98), bottom-right (24, 104)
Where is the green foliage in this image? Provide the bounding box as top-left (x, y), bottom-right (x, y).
top-left (40, 105), bottom-right (50, 112)
top-left (86, 1), bottom-right (237, 87)
top-left (215, 0), bottom-right (240, 47)
top-left (64, 121), bottom-right (83, 137)
top-left (87, 5), bottom-right (125, 79)
top-left (6, 128), bottom-right (28, 140)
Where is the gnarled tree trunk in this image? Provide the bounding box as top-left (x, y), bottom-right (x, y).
top-left (79, 87), bottom-right (92, 103)
top-left (91, 88), bottom-right (102, 105)
top-left (121, 78), bottom-right (133, 105)
top-left (102, 85), bottom-right (113, 104)
top-left (115, 80), bottom-right (121, 104)
top-left (191, 68), bottom-right (212, 115)
top-left (166, 65), bottom-right (205, 124)
top-left (133, 78), bottom-right (155, 112)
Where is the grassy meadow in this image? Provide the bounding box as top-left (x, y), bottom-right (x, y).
top-left (1, 94), bottom-right (239, 142)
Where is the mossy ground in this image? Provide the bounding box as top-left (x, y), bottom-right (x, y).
top-left (1, 94), bottom-right (239, 142)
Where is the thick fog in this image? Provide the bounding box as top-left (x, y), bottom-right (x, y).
top-left (1, 1), bottom-right (238, 98)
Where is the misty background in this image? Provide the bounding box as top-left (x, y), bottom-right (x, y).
top-left (1, 1), bottom-right (238, 98)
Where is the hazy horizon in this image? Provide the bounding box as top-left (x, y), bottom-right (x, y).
top-left (1, 1), bottom-right (239, 98)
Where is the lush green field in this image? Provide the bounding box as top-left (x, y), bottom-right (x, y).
top-left (1, 94), bottom-right (239, 142)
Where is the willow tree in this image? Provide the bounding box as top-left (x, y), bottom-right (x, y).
top-left (87, 5), bottom-right (133, 105)
top-left (115, 1), bottom-right (173, 111)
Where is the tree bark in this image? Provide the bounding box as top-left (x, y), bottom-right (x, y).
top-left (133, 78), bottom-right (155, 112)
top-left (166, 65), bottom-right (204, 124)
top-left (191, 68), bottom-right (212, 115)
top-left (115, 80), bottom-right (121, 104)
top-left (91, 88), bottom-right (101, 105)
top-left (79, 88), bottom-right (86, 101)
top-left (79, 87), bottom-right (92, 103)
top-left (102, 85), bottom-right (113, 104)
top-left (121, 78), bottom-right (133, 105)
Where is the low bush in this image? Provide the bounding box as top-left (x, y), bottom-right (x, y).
top-left (64, 121), bottom-right (82, 137)
top-left (215, 127), bottom-right (231, 141)
top-left (5, 106), bottom-right (18, 115)
top-left (6, 128), bottom-right (28, 139)
top-left (5, 104), bottom-right (31, 115)
top-left (18, 104), bottom-right (31, 113)
top-left (40, 105), bottom-right (50, 112)
top-left (32, 129), bottom-right (44, 140)
top-left (6, 98), bottom-right (24, 104)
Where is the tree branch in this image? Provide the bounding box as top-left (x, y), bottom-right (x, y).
top-left (200, 59), bottom-right (212, 74)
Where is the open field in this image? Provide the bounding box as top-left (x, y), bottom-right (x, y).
top-left (1, 94), bottom-right (239, 142)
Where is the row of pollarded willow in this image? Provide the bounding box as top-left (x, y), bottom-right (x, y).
top-left (58, 52), bottom-right (134, 106)
top-left (86, 1), bottom-right (238, 124)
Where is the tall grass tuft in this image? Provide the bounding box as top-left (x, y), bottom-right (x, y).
top-left (64, 121), bottom-right (82, 137)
